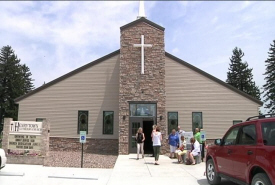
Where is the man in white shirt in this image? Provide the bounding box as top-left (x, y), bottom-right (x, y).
top-left (188, 137), bottom-right (201, 165)
top-left (176, 126), bottom-right (185, 137)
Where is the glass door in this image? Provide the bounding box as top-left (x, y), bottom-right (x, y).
top-left (129, 117), bottom-right (143, 153)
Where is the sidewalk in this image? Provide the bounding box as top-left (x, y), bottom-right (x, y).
top-left (0, 154), bottom-right (235, 185)
top-left (107, 154), bottom-right (208, 185)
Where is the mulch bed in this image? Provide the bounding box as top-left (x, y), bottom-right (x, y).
top-left (45, 151), bottom-right (118, 168)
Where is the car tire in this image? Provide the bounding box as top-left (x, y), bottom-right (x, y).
top-left (252, 173), bottom-right (271, 185)
top-left (206, 159), bottom-right (221, 185)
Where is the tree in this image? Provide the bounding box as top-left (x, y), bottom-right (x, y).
top-left (0, 45), bottom-right (34, 124)
top-left (226, 47), bottom-right (261, 100)
top-left (21, 64), bottom-right (34, 93)
top-left (263, 40), bottom-right (275, 113)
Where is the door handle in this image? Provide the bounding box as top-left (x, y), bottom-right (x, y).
top-left (247, 150), bottom-right (253, 155)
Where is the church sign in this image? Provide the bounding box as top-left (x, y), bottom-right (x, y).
top-left (8, 121), bottom-right (43, 151)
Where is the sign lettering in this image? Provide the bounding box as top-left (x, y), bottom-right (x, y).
top-left (8, 135), bottom-right (41, 150)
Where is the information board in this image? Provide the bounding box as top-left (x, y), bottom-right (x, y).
top-left (182, 132), bottom-right (193, 144)
top-left (8, 121), bottom-right (43, 151)
top-left (8, 134), bottom-right (41, 150)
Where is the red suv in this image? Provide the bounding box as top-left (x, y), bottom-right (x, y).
top-left (206, 114), bottom-right (275, 185)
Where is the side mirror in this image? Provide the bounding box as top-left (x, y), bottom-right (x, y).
top-left (214, 139), bottom-right (222, 146)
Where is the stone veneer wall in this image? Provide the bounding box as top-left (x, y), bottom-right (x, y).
top-left (119, 21), bottom-right (167, 154)
top-left (49, 137), bottom-right (118, 155)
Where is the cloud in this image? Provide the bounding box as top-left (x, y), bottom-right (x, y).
top-left (211, 16), bottom-right (218, 24)
top-left (172, 48), bottom-right (180, 55)
top-left (0, 1), bottom-right (139, 87)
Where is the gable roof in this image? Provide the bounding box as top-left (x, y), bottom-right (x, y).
top-left (165, 52), bottom-right (263, 106)
top-left (15, 49), bottom-right (263, 106)
top-left (15, 49), bottom-right (120, 102)
top-left (120, 17), bottom-right (165, 31)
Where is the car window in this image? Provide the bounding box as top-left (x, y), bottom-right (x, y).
top-left (261, 122), bottom-right (275, 146)
top-left (223, 127), bottom-right (240, 146)
top-left (238, 124), bottom-right (256, 145)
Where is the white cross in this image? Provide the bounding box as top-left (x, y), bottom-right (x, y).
top-left (133, 35), bottom-right (152, 74)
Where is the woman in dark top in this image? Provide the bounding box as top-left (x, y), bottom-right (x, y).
top-left (136, 127), bottom-right (145, 160)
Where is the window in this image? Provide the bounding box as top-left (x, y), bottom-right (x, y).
top-left (36, 118), bottom-right (45, 122)
top-left (238, 124), bottom-right (256, 145)
top-left (223, 127), bottom-right (240, 146)
top-left (192, 112), bottom-right (203, 132)
top-left (261, 122), bottom-right (275, 146)
top-left (168, 112), bottom-right (178, 134)
top-left (78, 111), bottom-right (88, 134)
top-left (130, 104), bottom-right (156, 117)
top-left (233, 120), bottom-right (242, 125)
top-left (103, 111), bottom-right (114, 135)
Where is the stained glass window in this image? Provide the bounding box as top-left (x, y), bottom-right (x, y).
top-left (78, 111), bottom-right (88, 134)
top-left (168, 112), bottom-right (178, 134)
top-left (192, 112), bottom-right (203, 132)
top-left (103, 111), bottom-right (114, 135)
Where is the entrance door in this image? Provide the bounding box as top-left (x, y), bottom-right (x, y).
top-left (129, 117), bottom-right (155, 154)
top-left (143, 120), bottom-right (154, 154)
top-left (129, 117), bottom-right (142, 153)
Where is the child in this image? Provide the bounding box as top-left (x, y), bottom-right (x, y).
top-left (175, 135), bottom-right (187, 163)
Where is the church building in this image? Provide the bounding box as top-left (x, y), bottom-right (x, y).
top-left (15, 4), bottom-right (262, 154)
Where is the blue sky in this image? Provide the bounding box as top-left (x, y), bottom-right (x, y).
top-left (0, 1), bottom-right (274, 112)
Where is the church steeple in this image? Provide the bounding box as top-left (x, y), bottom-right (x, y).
top-left (137, 1), bottom-right (146, 19)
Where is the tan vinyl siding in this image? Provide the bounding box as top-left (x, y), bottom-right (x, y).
top-left (165, 56), bottom-right (260, 139)
top-left (18, 54), bottom-right (120, 139)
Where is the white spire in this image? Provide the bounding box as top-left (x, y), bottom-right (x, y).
top-left (137, 1), bottom-right (146, 19)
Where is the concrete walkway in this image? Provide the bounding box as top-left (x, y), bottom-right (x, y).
top-left (107, 154), bottom-right (208, 185)
top-left (0, 154), bottom-right (235, 185)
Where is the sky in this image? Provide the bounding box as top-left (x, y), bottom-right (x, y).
top-left (0, 1), bottom-right (274, 112)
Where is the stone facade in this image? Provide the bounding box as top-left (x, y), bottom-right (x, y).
top-left (119, 21), bottom-right (166, 154)
top-left (49, 137), bottom-right (118, 155)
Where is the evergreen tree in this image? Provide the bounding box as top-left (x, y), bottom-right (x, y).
top-left (226, 47), bottom-right (261, 100)
top-left (21, 64), bottom-right (34, 93)
top-left (263, 40), bottom-right (275, 113)
top-left (0, 46), bottom-right (34, 123)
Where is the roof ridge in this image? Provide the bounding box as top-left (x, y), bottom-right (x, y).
top-left (120, 17), bottom-right (165, 31)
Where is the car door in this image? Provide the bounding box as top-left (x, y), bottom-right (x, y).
top-left (215, 126), bottom-right (240, 176)
top-left (232, 124), bottom-right (257, 181)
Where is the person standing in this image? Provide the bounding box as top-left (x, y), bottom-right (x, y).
top-left (152, 126), bottom-right (162, 165)
top-left (194, 128), bottom-right (201, 144)
top-left (194, 128), bottom-right (202, 162)
top-left (136, 127), bottom-right (145, 160)
top-left (168, 129), bottom-right (179, 158)
top-left (176, 126), bottom-right (185, 137)
top-left (151, 125), bottom-right (157, 157)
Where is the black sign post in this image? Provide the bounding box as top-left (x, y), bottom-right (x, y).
top-left (81, 143), bottom-right (84, 168)
top-left (79, 131), bottom-right (86, 168)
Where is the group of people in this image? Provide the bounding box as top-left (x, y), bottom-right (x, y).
top-left (168, 127), bottom-right (204, 165)
top-left (136, 125), bottom-right (205, 165)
